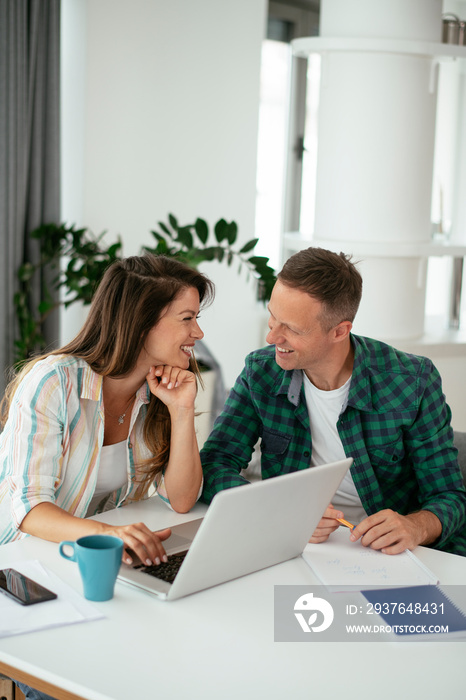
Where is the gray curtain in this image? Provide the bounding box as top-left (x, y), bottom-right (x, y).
top-left (0, 0), bottom-right (60, 393)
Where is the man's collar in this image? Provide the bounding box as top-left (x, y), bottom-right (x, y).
top-left (275, 368), bottom-right (302, 407)
top-left (346, 334), bottom-right (373, 412)
top-left (273, 334), bottom-right (373, 411)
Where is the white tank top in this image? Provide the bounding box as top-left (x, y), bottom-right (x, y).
top-left (303, 372), bottom-right (367, 524)
top-left (86, 440), bottom-right (128, 516)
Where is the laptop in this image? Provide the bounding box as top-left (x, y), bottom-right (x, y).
top-left (117, 457), bottom-right (352, 600)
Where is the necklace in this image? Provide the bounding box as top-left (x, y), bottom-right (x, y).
top-left (104, 395), bottom-right (135, 425)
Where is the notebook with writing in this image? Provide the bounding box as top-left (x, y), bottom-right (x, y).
top-left (117, 458), bottom-right (352, 600)
top-left (302, 528), bottom-right (439, 592)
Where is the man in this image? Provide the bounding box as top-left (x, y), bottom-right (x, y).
top-left (200, 247), bottom-right (466, 556)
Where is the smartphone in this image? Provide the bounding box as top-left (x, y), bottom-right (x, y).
top-left (0, 568), bottom-right (58, 605)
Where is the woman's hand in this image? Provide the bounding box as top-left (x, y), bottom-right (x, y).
top-left (103, 522), bottom-right (172, 565)
top-left (146, 365), bottom-right (197, 412)
top-left (20, 503), bottom-right (173, 565)
top-left (146, 364), bottom-right (202, 513)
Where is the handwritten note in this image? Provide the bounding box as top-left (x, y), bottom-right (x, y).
top-left (302, 529), bottom-right (438, 592)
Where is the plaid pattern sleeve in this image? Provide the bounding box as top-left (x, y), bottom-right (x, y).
top-left (340, 336), bottom-right (466, 555)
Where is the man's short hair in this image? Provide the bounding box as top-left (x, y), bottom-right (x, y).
top-left (278, 247), bottom-right (363, 331)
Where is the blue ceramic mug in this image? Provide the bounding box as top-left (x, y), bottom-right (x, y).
top-left (59, 535), bottom-right (123, 601)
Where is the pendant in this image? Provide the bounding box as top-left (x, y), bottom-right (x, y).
top-left (118, 414), bottom-right (125, 425)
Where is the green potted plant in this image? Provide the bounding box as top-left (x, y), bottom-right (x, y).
top-left (14, 215), bottom-right (276, 363)
top-left (144, 213), bottom-right (276, 301)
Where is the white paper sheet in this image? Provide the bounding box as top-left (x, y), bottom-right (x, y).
top-left (0, 560), bottom-right (104, 638)
top-left (302, 528), bottom-right (439, 592)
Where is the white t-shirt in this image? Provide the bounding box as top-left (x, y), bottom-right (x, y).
top-left (303, 372), bottom-right (367, 524)
top-left (86, 441), bottom-right (128, 516)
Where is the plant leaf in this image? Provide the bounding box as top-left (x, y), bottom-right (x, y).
top-left (239, 238), bottom-right (259, 254)
top-left (194, 218), bottom-right (209, 245)
top-left (150, 231), bottom-right (166, 243)
top-left (225, 221), bottom-right (238, 245)
top-left (38, 300), bottom-right (55, 315)
top-left (158, 222), bottom-right (172, 236)
top-left (214, 218), bottom-right (227, 243)
top-left (201, 246), bottom-right (217, 262)
top-left (177, 227), bottom-right (194, 249)
top-left (248, 255), bottom-right (270, 268)
top-left (168, 213), bottom-right (178, 231)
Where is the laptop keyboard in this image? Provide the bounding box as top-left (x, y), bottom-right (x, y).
top-left (134, 550), bottom-right (188, 584)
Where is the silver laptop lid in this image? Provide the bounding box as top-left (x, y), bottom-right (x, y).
top-left (119, 458), bottom-right (352, 600)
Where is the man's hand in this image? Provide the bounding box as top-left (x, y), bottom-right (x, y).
top-left (350, 509), bottom-right (442, 555)
top-left (309, 505), bottom-right (344, 543)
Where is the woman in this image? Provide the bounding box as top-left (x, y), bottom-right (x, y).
top-left (0, 254), bottom-right (214, 568)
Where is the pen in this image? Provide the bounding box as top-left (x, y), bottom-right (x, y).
top-left (336, 517), bottom-right (355, 530)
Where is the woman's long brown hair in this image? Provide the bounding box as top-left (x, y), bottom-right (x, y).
top-left (1, 254), bottom-right (214, 495)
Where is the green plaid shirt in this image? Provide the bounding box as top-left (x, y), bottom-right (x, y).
top-left (201, 335), bottom-right (466, 555)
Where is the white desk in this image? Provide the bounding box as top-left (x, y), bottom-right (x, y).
top-left (1, 496), bottom-right (466, 700)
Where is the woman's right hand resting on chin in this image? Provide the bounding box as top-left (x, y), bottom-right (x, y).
top-left (19, 502), bottom-right (172, 566)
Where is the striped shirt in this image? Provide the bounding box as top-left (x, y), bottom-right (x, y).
top-left (200, 335), bottom-right (466, 556)
top-left (0, 355), bottom-right (171, 544)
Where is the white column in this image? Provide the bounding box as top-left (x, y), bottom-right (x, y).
top-left (313, 0), bottom-right (443, 339)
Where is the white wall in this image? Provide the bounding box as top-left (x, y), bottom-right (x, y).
top-left (60, 0), bottom-right (466, 429)
top-left (61, 0), bottom-right (268, 388)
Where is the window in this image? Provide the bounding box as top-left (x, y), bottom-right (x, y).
top-left (256, 2), bottom-right (466, 332)
top-left (255, 1), bottom-right (318, 270)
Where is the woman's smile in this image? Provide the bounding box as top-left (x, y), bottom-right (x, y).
top-left (141, 287), bottom-right (204, 368)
